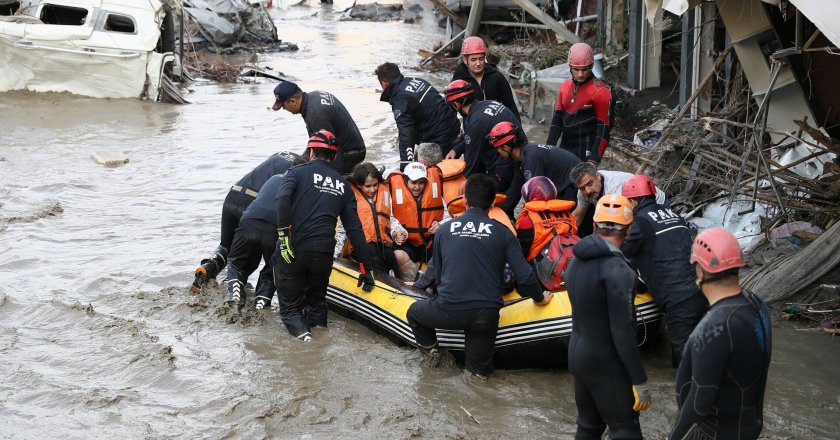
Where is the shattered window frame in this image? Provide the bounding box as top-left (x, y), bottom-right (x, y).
top-left (39, 4), bottom-right (89, 26)
top-left (103, 13), bottom-right (136, 34)
top-left (0, 1), bottom-right (21, 16)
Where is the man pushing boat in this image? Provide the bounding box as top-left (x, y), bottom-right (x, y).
top-left (405, 174), bottom-right (552, 380)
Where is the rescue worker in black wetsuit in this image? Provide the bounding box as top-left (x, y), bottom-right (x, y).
top-left (226, 170), bottom-right (301, 311)
top-left (546, 42), bottom-right (613, 165)
top-left (566, 194), bottom-right (651, 439)
top-left (451, 36), bottom-right (521, 122)
top-left (374, 62), bottom-right (462, 163)
top-left (274, 130), bottom-right (374, 342)
top-left (406, 174), bottom-right (552, 379)
top-left (670, 227), bottom-right (772, 440)
top-left (488, 121), bottom-right (581, 209)
top-left (621, 175), bottom-right (708, 367)
top-left (271, 81), bottom-right (366, 174)
top-left (443, 80), bottom-right (520, 217)
top-left (192, 151), bottom-right (300, 291)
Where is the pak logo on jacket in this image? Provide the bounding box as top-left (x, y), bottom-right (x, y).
top-left (449, 220), bottom-right (493, 238)
top-left (313, 173), bottom-right (345, 196)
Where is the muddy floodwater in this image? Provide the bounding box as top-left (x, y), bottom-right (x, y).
top-left (1, 4), bottom-right (839, 439)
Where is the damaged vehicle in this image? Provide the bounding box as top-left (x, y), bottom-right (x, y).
top-left (0, 0), bottom-right (178, 100)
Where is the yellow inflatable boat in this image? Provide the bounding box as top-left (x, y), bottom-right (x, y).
top-left (326, 259), bottom-right (663, 369)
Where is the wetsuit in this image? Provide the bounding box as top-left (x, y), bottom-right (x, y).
top-left (407, 207), bottom-right (544, 375)
top-left (205, 152), bottom-right (298, 277)
top-left (274, 159), bottom-right (370, 337)
top-left (622, 196), bottom-right (708, 366)
top-left (225, 174), bottom-right (288, 309)
top-left (379, 75), bottom-right (462, 162)
top-left (546, 76), bottom-right (612, 164)
top-left (670, 290), bottom-right (772, 440)
top-left (300, 91), bottom-right (366, 174)
top-left (453, 100), bottom-right (522, 216)
top-left (566, 234), bottom-right (647, 439)
top-left (451, 62), bottom-right (521, 123)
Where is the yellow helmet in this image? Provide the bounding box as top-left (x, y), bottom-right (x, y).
top-left (593, 194), bottom-right (633, 226)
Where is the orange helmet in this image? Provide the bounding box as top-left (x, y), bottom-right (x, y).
top-left (307, 129), bottom-right (339, 153)
top-left (621, 175), bottom-right (656, 199)
top-left (593, 194), bottom-right (633, 226)
top-left (461, 36), bottom-right (487, 56)
top-left (690, 227), bottom-right (745, 273)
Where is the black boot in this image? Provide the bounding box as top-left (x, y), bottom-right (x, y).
top-left (191, 247), bottom-right (227, 292)
top-left (253, 268), bottom-right (275, 310)
top-left (226, 279), bottom-right (247, 311)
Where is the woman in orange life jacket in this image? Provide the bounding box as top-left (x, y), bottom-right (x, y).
top-left (515, 177), bottom-right (579, 290)
top-left (387, 162), bottom-right (446, 268)
top-left (334, 162), bottom-right (415, 281)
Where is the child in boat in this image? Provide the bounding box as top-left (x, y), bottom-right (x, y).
top-left (336, 162), bottom-right (414, 281)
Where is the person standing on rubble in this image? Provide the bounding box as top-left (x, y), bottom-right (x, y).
top-left (621, 175), bottom-right (708, 367)
top-left (670, 227), bottom-right (772, 440)
top-left (546, 42), bottom-right (613, 165)
top-left (271, 81), bottom-right (366, 174)
top-left (451, 36), bottom-right (521, 122)
top-left (192, 151), bottom-right (303, 291)
top-left (374, 62), bottom-right (462, 165)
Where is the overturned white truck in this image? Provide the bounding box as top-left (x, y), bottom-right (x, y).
top-left (0, 0), bottom-right (176, 99)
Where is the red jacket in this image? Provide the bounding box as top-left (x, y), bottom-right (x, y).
top-left (546, 76), bottom-right (612, 164)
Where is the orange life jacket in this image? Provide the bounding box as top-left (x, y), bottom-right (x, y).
top-left (515, 199), bottom-right (578, 260)
top-left (388, 166), bottom-right (444, 248)
top-left (447, 194), bottom-right (516, 235)
top-left (351, 183), bottom-right (393, 246)
top-left (437, 159), bottom-right (467, 207)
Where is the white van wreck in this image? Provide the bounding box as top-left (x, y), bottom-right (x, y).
top-left (0, 0), bottom-right (176, 100)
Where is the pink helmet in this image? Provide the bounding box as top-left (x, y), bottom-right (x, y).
top-left (690, 228), bottom-right (745, 273)
top-left (461, 36), bottom-right (486, 56)
top-left (622, 175), bottom-right (657, 199)
top-left (568, 42), bottom-right (594, 68)
top-left (521, 176), bottom-right (557, 202)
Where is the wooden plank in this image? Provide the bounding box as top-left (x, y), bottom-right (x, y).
top-left (508, 0), bottom-right (580, 43)
top-left (465, 0), bottom-right (486, 37)
top-left (481, 20), bottom-right (550, 30)
top-left (420, 30), bottom-right (466, 66)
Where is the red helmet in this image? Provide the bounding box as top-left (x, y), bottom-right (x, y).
top-left (568, 42), bottom-right (594, 68)
top-left (622, 175), bottom-right (657, 199)
top-left (521, 176), bottom-right (557, 202)
top-left (444, 79), bottom-right (474, 104)
top-left (690, 227), bottom-right (745, 273)
top-left (487, 121), bottom-right (525, 149)
top-left (307, 129), bottom-right (339, 152)
top-left (461, 36), bottom-right (486, 56)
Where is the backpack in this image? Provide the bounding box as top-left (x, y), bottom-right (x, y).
top-left (534, 233), bottom-right (580, 291)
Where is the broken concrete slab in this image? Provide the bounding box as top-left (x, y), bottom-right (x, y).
top-left (91, 151), bottom-right (129, 167)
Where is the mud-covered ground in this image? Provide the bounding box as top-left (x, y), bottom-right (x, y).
top-left (1, 2), bottom-right (839, 439)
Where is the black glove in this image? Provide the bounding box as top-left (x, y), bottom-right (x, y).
top-left (357, 263), bottom-right (375, 292)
